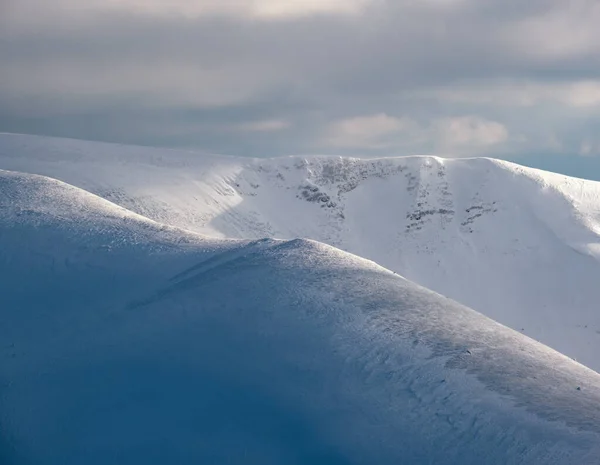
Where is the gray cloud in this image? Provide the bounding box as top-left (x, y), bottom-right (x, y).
top-left (2, 0), bottom-right (600, 167)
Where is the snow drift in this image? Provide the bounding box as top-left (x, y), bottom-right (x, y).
top-left (1, 168), bottom-right (600, 464)
top-left (2, 133), bottom-right (600, 371)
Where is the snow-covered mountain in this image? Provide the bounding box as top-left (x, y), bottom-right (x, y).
top-left (2, 133), bottom-right (600, 372)
top-left (2, 167), bottom-right (600, 464)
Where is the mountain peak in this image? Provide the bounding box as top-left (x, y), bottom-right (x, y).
top-left (3, 133), bottom-right (600, 463)
top-left (2, 133), bottom-right (600, 371)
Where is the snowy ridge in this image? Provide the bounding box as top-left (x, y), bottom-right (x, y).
top-left (2, 133), bottom-right (600, 371)
top-left (2, 167), bottom-right (600, 464)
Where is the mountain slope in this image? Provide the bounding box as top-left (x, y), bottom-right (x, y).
top-left (2, 133), bottom-right (600, 371)
top-left (2, 168), bottom-right (600, 464)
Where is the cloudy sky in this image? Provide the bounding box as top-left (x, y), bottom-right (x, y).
top-left (2, 0), bottom-right (600, 176)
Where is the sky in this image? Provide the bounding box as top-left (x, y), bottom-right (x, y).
top-left (2, 0), bottom-right (600, 178)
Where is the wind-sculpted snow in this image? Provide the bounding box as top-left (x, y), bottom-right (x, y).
top-left (3, 133), bottom-right (600, 372)
top-left (2, 169), bottom-right (600, 464)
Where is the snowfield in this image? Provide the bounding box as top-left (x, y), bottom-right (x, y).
top-left (2, 134), bottom-right (600, 463)
top-left (2, 133), bottom-right (600, 371)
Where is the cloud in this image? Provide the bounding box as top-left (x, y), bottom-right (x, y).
top-left (415, 81), bottom-right (600, 108)
top-left (433, 116), bottom-right (509, 151)
top-left (1, 0), bottom-right (600, 160)
top-left (0, 60), bottom-right (280, 111)
top-left (563, 82), bottom-right (600, 107)
top-left (323, 114), bottom-right (418, 148)
top-left (322, 113), bottom-right (508, 155)
top-left (2, 0), bottom-right (373, 24)
top-left (236, 119), bottom-right (291, 132)
top-left (505, 2), bottom-right (600, 60)
top-left (580, 140), bottom-right (600, 157)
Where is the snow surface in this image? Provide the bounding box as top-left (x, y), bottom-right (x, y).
top-left (2, 167), bottom-right (600, 464)
top-left (2, 133), bottom-right (600, 372)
